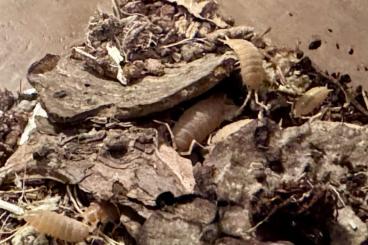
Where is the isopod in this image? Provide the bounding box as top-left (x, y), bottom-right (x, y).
top-left (293, 86), bottom-right (332, 117)
top-left (173, 94), bottom-right (237, 152)
top-left (24, 210), bottom-right (90, 242)
top-left (82, 201), bottom-right (120, 226)
top-left (223, 39), bottom-right (265, 90)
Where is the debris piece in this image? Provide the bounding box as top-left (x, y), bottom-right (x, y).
top-left (293, 86), bottom-right (332, 117)
top-left (2, 127), bottom-right (195, 207)
top-left (106, 42), bottom-right (127, 85)
top-left (329, 206), bottom-right (368, 245)
top-left (0, 198), bottom-right (24, 215)
top-left (0, 91), bottom-right (30, 165)
top-left (11, 226), bottom-right (49, 245)
top-left (197, 120), bottom-right (368, 244)
top-left (163, 0), bottom-right (229, 28)
top-left (0, 89), bottom-right (15, 112)
top-left (138, 198), bottom-right (216, 244)
top-left (308, 37), bottom-right (322, 50)
top-left (219, 206), bottom-right (252, 239)
top-left (28, 53), bottom-right (236, 123)
top-left (19, 103), bottom-right (48, 145)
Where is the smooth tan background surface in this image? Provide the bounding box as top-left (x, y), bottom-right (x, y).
top-left (220, 0), bottom-right (368, 88)
top-left (1, 0), bottom-right (367, 90)
top-left (0, 0), bottom-right (110, 91)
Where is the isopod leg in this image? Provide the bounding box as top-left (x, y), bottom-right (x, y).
top-left (300, 108), bottom-right (327, 122)
top-left (236, 90), bottom-right (253, 116)
top-left (254, 92), bottom-right (269, 111)
top-left (180, 139), bottom-right (206, 156)
top-left (153, 120), bottom-right (177, 150)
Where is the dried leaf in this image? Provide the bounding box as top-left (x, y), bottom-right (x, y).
top-left (224, 39), bottom-right (265, 90)
top-left (293, 86), bottom-right (332, 117)
top-left (156, 144), bottom-right (195, 193)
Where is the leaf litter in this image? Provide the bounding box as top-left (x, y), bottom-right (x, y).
top-left (1, 0), bottom-right (368, 244)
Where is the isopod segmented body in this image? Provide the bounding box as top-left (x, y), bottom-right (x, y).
top-left (24, 211), bottom-right (90, 242)
top-left (293, 86), bottom-right (332, 117)
top-left (173, 94), bottom-right (236, 151)
top-left (224, 39), bottom-right (265, 90)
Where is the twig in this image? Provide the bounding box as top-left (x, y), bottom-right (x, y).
top-left (73, 186), bottom-right (83, 209)
top-left (329, 184), bottom-right (345, 207)
top-left (0, 225), bottom-right (27, 244)
top-left (111, 0), bottom-right (121, 19)
top-left (19, 162), bottom-right (28, 204)
top-left (0, 212), bottom-right (6, 222)
top-left (66, 185), bottom-right (84, 215)
top-left (18, 79), bottom-right (22, 95)
top-left (73, 47), bottom-right (97, 60)
top-left (161, 37), bottom-right (205, 49)
top-left (97, 230), bottom-right (125, 245)
top-left (276, 66), bottom-right (287, 85)
top-left (0, 213), bottom-right (11, 234)
top-left (0, 187), bottom-right (43, 195)
top-left (0, 199), bottom-right (24, 216)
top-left (121, 22), bottom-right (138, 57)
top-left (362, 89), bottom-right (368, 110)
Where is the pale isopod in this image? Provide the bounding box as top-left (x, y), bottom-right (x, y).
top-left (293, 86), bottom-right (332, 117)
top-left (223, 39), bottom-right (265, 90)
top-left (82, 201), bottom-right (120, 226)
top-left (24, 210), bottom-right (90, 242)
top-left (173, 94), bottom-right (237, 151)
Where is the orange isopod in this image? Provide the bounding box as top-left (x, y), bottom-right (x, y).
top-left (24, 211), bottom-right (90, 242)
top-left (224, 39), bottom-right (265, 90)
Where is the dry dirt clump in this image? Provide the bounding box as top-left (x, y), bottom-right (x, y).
top-left (72, 0), bottom-right (242, 84)
top-left (1, 0), bottom-right (368, 244)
